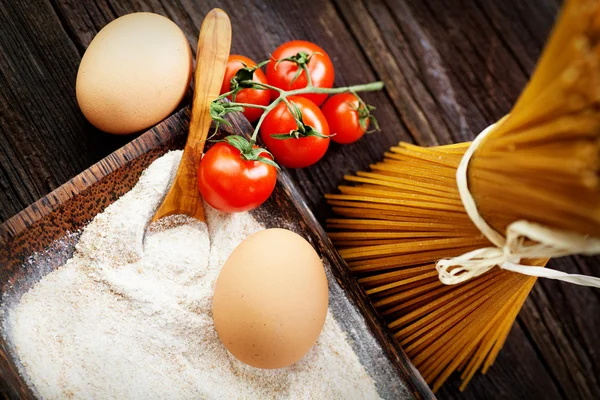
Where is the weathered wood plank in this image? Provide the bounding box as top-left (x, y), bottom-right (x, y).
top-left (0, 0), bottom-right (597, 399)
top-left (336, 0), bottom-right (523, 143)
top-left (520, 257), bottom-right (600, 399)
top-left (332, 0), bottom-right (455, 146)
top-left (436, 322), bottom-right (563, 400)
top-left (0, 0), bottom-right (135, 222)
top-left (332, 0), bottom-right (598, 399)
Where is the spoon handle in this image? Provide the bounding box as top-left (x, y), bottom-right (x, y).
top-left (188, 9), bottom-right (232, 159)
top-left (152, 9), bottom-right (231, 222)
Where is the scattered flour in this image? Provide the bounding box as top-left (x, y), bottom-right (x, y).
top-left (7, 151), bottom-right (381, 400)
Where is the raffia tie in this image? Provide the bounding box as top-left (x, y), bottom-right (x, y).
top-left (436, 124), bottom-right (600, 287)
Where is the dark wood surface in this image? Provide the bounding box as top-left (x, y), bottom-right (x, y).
top-left (0, 0), bottom-right (598, 399)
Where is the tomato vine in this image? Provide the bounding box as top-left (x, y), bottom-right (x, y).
top-left (210, 51), bottom-right (383, 168)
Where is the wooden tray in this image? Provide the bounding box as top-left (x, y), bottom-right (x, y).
top-left (0, 109), bottom-right (434, 400)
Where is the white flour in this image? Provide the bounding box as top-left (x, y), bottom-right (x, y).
top-left (7, 151), bottom-right (380, 400)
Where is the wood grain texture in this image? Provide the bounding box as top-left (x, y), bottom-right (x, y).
top-left (0, 0), bottom-right (138, 221)
top-left (332, 1), bottom-right (599, 398)
top-left (153, 8), bottom-right (231, 222)
top-left (0, 0), bottom-right (598, 399)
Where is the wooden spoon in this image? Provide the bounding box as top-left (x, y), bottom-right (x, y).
top-left (152, 8), bottom-right (232, 222)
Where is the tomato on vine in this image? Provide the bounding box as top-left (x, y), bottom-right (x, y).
top-left (220, 55), bottom-right (270, 123)
top-left (198, 139), bottom-right (277, 213)
top-left (266, 41), bottom-right (334, 106)
top-left (260, 96), bottom-right (330, 168)
top-left (321, 93), bottom-right (379, 144)
top-left (207, 43), bottom-right (384, 206)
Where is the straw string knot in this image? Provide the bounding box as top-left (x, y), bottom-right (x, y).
top-left (436, 123), bottom-right (600, 288)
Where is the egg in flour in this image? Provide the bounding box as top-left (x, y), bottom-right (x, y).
top-left (212, 228), bottom-right (329, 369)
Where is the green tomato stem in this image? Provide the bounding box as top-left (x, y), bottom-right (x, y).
top-left (301, 64), bottom-right (313, 87)
top-left (222, 80), bottom-right (385, 143)
top-left (248, 96), bottom-right (296, 142)
top-left (251, 81), bottom-right (286, 93)
top-left (291, 81), bottom-right (384, 95)
top-left (216, 91), bottom-right (234, 100)
top-left (279, 96), bottom-right (304, 130)
top-left (229, 102), bottom-right (269, 110)
top-left (280, 96), bottom-right (294, 110)
top-left (251, 103), bottom-right (273, 142)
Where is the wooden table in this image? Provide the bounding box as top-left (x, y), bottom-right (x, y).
top-left (0, 0), bottom-right (598, 399)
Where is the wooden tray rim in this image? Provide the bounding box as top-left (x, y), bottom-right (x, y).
top-left (0, 108), bottom-right (434, 399)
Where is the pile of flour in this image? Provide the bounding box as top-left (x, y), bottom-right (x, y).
top-left (6, 151), bottom-right (380, 399)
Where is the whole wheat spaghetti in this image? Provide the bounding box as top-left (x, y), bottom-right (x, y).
top-left (326, 0), bottom-right (600, 391)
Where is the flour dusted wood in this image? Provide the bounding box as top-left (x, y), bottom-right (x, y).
top-left (6, 151), bottom-right (380, 399)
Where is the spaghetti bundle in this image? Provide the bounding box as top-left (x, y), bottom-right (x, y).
top-left (326, 0), bottom-right (600, 392)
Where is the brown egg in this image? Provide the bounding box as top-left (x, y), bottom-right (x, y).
top-left (212, 228), bottom-right (329, 369)
top-left (76, 13), bottom-right (192, 134)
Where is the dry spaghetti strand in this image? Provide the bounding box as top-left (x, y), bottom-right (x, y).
top-left (326, 0), bottom-right (600, 391)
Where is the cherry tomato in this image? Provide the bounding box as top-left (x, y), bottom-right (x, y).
top-left (220, 55), bottom-right (271, 123)
top-left (321, 93), bottom-right (369, 144)
top-left (198, 142), bottom-right (277, 213)
top-left (266, 41), bottom-right (334, 106)
top-left (260, 96), bottom-right (330, 168)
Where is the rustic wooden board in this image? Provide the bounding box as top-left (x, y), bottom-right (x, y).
top-left (0, 0), bottom-right (598, 399)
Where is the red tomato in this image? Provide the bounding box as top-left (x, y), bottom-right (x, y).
top-left (266, 41), bottom-right (334, 106)
top-left (260, 96), bottom-right (330, 168)
top-left (220, 55), bottom-right (271, 123)
top-left (198, 142), bottom-right (277, 213)
top-left (321, 93), bottom-right (369, 144)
